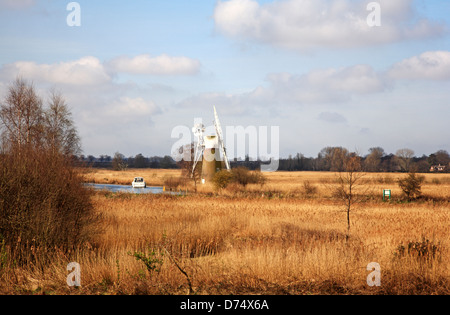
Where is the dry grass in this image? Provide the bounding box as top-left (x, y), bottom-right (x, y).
top-left (1, 169), bottom-right (449, 295)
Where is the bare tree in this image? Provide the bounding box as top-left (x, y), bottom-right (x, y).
top-left (333, 153), bottom-right (365, 240)
top-left (364, 147), bottom-right (385, 172)
top-left (395, 148), bottom-right (415, 172)
top-left (112, 152), bottom-right (127, 171)
top-left (319, 146), bottom-right (349, 171)
top-left (0, 80), bottom-right (80, 158)
top-left (176, 142), bottom-right (202, 192)
top-left (43, 90), bottom-right (81, 156)
top-left (0, 78), bottom-right (43, 150)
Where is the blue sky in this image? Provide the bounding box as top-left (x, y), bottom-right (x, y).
top-left (0, 0), bottom-right (449, 159)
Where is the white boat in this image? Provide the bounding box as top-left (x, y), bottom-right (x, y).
top-left (132, 177), bottom-right (146, 188)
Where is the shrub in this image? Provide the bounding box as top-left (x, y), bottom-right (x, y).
top-left (0, 146), bottom-right (98, 266)
top-left (212, 167), bottom-right (266, 190)
top-left (0, 79), bottom-right (96, 267)
top-left (248, 169), bottom-right (267, 187)
top-left (128, 249), bottom-right (164, 274)
top-left (302, 180), bottom-right (317, 197)
top-left (431, 178), bottom-right (441, 185)
top-left (397, 172), bottom-right (425, 201)
top-left (231, 167), bottom-right (252, 187)
top-left (231, 167), bottom-right (266, 187)
top-left (212, 170), bottom-right (234, 190)
top-left (394, 238), bottom-right (441, 264)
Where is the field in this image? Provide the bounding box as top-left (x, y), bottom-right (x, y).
top-left (1, 169), bottom-right (449, 295)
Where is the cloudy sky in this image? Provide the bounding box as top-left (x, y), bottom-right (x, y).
top-left (0, 0), bottom-right (449, 159)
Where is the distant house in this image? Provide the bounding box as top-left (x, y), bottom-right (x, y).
top-left (430, 164), bottom-right (446, 172)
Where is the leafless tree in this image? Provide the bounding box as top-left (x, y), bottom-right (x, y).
top-left (112, 152), bottom-right (127, 171)
top-left (364, 147), bottom-right (385, 172)
top-left (43, 90), bottom-right (81, 156)
top-left (395, 148), bottom-right (415, 172)
top-left (0, 80), bottom-right (81, 157)
top-left (319, 146), bottom-right (349, 171)
top-left (333, 153), bottom-right (366, 240)
top-left (176, 142), bottom-right (202, 192)
top-left (0, 78), bottom-right (43, 150)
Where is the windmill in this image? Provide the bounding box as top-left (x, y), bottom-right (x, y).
top-left (191, 106), bottom-right (230, 183)
top-left (191, 122), bottom-right (205, 177)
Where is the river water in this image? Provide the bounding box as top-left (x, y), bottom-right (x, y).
top-left (86, 183), bottom-right (166, 194)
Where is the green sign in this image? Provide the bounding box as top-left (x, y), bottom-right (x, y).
top-left (383, 189), bottom-right (391, 201)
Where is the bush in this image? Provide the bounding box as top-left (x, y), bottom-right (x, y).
top-left (212, 167), bottom-right (266, 190)
top-left (394, 238), bottom-right (441, 264)
top-left (212, 170), bottom-right (234, 190)
top-left (231, 167), bottom-right (252, 187)
top-left (248, 169), bottom-right (267, 187)
top-left (302, 180), bottom-right (317, 197)
top-left (0, 146), bottom-right (98, 266)
top-left (397, 172), bottom-right (425, 201)
top-left (232, 167), bottom-right (266, 187)
top-left (128, 249), bottom-right (164, 274)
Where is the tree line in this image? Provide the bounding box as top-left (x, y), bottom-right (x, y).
top-left (277, 147), bottom-right (449, 173)
top-left (79, 152), bottom-right (179, 170)
top-left (84, 146), bottom-right (449, 173)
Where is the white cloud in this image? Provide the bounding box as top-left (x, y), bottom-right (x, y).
top-left (214, 0), bottom-right (445, 51)
top-left (261, 64), bottom-right (388, 106)
top-left (107, 54), bottom-right (201, 75)
top-left (179, 64), bottom-right (388, 113)
top-left (106, 97), bottom-right (160, 122)
top-left (0, 57), bottom-right (167, 155)
top-left (76, 95), bottom-right (162, 155)
top-left (275, 64), bottom-right (387, 100)
top-left (0, 54), bottom-right (201, 88)
top-left (388, 51), bottom-right (450, 81)
top-left (0, 57), bottom-right (111, 86)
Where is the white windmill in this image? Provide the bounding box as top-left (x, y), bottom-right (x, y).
top-left (191, 122), bottom-right (205, 176)
top-left (191, 106), bottom-right (231, 182)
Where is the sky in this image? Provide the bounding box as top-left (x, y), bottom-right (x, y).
top-left (0, 0), bottom-right (449, 160)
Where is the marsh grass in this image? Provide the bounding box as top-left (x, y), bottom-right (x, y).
top-left (1, 170), bottom-right (449, 294)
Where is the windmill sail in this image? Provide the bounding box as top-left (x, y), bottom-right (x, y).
top-left (213, 106), bottom-right (231, 171)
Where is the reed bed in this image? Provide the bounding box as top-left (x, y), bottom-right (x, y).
top-left (1, 170), bottom-right (449, 295)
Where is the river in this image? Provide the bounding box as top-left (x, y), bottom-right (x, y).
top-left (86, 183), bottom-right (167, 194)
